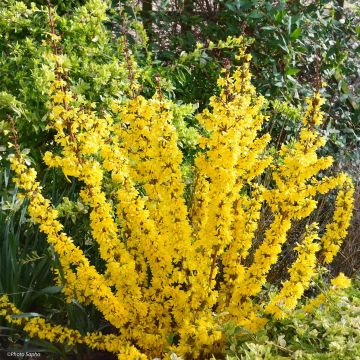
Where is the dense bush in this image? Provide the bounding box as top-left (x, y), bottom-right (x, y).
top-left (0, 0), bottom-right (358, 359)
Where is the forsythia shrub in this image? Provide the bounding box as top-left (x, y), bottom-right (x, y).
top-left (0, 11), bottom-right (355, 360)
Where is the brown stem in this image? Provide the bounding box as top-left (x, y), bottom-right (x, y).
top-left (189, 170), bottom-right (200, 222)
top-left (121, 16), bottom-right (136, 99)
top-left (209, 248), bottom-right (219, 286)
top-left (314, 48), bottom-right (322, 92)
top-left (7, 114), bottom-right (21, 156)
top-left (47, 1), bottom-right (59, 56)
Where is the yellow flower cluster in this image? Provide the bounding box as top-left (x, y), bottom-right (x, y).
top-left (265, 223), bottom-right (320, 319)
top-left (0, 295), bottom-right (146, 360)
top-left (2, 38), bottom-right (355, 359)
top-left (302, 92), bottom-right (326, 126)
top-left (321, 176), bottom-right (354, 264)
top-left (44, 69), bottom-right (146, 318)
top-left (111, 95), bottom-right (197, 353)
top-left (230, 90), bottom-right (354, 322)
top-left (303, 272), bottom-right (352, 313)
top-left (9, 154), bottom-right (130, 328)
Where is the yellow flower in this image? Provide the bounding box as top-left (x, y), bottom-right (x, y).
top-left (331, 273), bottom-right (351, 289)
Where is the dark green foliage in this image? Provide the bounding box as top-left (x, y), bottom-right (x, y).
top-left (139, 0), bottom-right (359, 162)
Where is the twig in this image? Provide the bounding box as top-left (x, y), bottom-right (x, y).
top-left (7, 114), bottom-right (21, 157)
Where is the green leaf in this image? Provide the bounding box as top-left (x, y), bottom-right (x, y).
top-left (290, 27), bottom-right (302, 40)
top-left (275, 11), bottom-right (283, 24)
top-left (261, 26), bottom-right (277, 31)
top-left (249, 11), bottom-right (263, 19)
top-left (11, 312), bottom-right (42, 319)
top-left (286, 68), bottom-right (300, 76)
top-left (38, 286), bottom-right (62, 295)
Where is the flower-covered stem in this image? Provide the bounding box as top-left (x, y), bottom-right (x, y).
top-left (44, 7), bottom-right (142, 304)
top-left (219, 185), bottom-right (265, 309)
top-left (112, 95), bottom-right (197, 345)
top-left (265, 223), bottom-right (320, 319)
top-left (320, 176), bottom-right (354, 264)
top-left (44, 79), bottom-right (145, 316)
top-left (193, 51), bottom-right (268, 292)
top-left (230, 213), bottom-right (292, 301)
top-left (191, 50), bottom-right (272, 329)
top-left (9, 155), bottom-right (129, 329)
top-left (0, 296), bottom-right (147, 360)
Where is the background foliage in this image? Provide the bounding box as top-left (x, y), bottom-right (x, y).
top-left (221, 277), bottom-right (360, 360)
